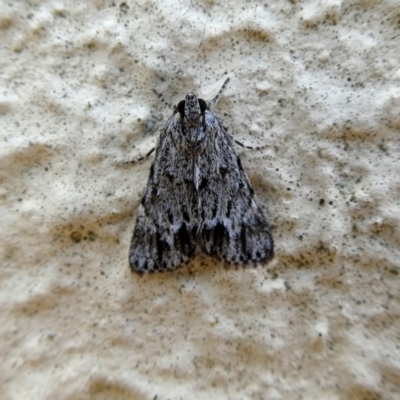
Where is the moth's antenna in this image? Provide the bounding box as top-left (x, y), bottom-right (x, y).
top-left (153, 89), bottom-right (175, 110)
top-left (208, 77), bottom-right (230, 109)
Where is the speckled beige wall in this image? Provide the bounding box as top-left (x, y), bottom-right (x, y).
top-left (1, 1), bottom-right (399, 399)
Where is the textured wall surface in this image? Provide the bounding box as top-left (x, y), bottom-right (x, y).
top-left (1, 1), bottom-right (400, 399)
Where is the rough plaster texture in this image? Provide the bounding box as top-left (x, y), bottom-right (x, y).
top-left (1, 0), bottom-right (400, 399)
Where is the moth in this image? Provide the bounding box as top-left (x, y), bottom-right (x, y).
top-left (129, 78), bottom-right (273, 273)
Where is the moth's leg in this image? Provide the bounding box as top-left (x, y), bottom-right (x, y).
top-left (234, 139), bottom-right (267, 151)
top-left (208, 77), bottom-right (230, 108)
top-left (122, 87), bottom-right (174, 166)
top-left (122, 147), bottom-right (155, 165)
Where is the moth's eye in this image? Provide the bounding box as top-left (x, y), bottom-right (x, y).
top-left (198, 99), bottom-right (207, 113)
top-left (177, 100), bottom-right (186, 115)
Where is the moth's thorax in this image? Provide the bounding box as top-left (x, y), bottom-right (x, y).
top-left (184, 92), bottom-right (202, 121)
top-left (177, 92), bottom-right (206, 152)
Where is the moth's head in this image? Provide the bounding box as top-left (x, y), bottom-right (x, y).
top-left (177, 93), bottom-right (207, 120)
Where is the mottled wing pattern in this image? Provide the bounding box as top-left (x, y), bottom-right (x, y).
top-left (197, 112), bottom-right (274, 264)
top-left (129, 114), bottom-right (198, 273)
